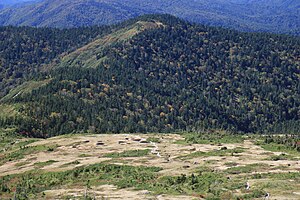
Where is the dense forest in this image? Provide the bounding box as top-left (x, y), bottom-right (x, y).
top-left (0, 15), bottom-right (299, 137)
top-left (0, 25), bottom-right (115, 97)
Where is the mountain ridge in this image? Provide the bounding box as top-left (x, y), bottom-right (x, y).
top-left (0, 0), bottom-right (299, 35)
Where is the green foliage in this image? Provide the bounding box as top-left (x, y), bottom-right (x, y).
top-left (34, 160), bottom-right (58, 168)
top-left (224, 164), bottom-right (269, 175)
top-left (241, 189), bottom-right (266, 199)
top-left (104, 149), bottom-right (150, 158)
top-left (257, 135), bottom-right (300, 153)
top-left (183, 132), bottom-right (245, 144)
top-left (14, 161), bottom-right (31, 167)
top-left (178, 147), bottom-right (245, 160)
top-left (257, 172), bottom-right (300, 180)
top-left (0, 163), bottom-right (232, 198)
top-left (0, 15), bottom-right (299, 137)
top-left (146, 137), bottom-right (161, 143)
top-left (266, 153), bottom-right (296, 161)
top-left (0, 144), bottom-right (58, 165)
top-left (0, 163), bottom-right (162, 198)
top-left (0, 25), bottom-right (112, 98)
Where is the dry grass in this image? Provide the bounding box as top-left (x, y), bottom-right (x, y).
top-left (0, 133), bottom-right (299, 199)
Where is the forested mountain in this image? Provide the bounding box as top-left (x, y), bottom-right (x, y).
top-left (0, 0), bottom-right (38, 6)
top-left (0, 0), bottom-right (299, 35)
top-left (0, 25), bottom-right (114, 97)
top-left (0, 15), bottom-right (299, 137)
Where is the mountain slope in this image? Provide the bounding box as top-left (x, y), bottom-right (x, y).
top-left (0, 0), bottom-right (146, 27)
top-left (0, 0), bottom-right (299, 35)
top-left (0, 15), bottom-right (299, 137)
top-left (0, 25), bottom-right (114, 97)
top-left (59, 20), bottom-right (163, 69)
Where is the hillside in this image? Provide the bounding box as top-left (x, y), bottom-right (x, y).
top-left (0, 0), bottom-right (299, 35)
top-left (0, 15), bottom-right (299, 137)
top-left (0, 24), bottom-right (119, 98)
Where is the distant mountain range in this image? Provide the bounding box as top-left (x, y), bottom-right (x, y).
top-left (0, 0), bottom-right (38, 6)
top-left (0, 0), bottom-right (299, 35)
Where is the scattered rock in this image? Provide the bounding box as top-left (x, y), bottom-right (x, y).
top-left (220, 146), bottom-right (227, 150)
top-left (96, 141), bottom-right (105, 146)
top-left (138, 191), bottom-right (150, 195)
top-left (140, 140), bottom-right (149, 144)
top-left (132, 138), bottom-right (141, 142)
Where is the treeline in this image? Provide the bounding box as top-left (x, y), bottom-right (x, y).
top-left (264, 135), bottom-right (300, 152)
top-left (0, 15), bottom-right (300, 137)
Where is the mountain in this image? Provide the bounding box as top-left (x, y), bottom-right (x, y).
top-left (0, 0), bottom-right (299, 35)
top-left (0, 15), bottom-right (299, 137)
top-left (0, 0), bottom-right (38, 6)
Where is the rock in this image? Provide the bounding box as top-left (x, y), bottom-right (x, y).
top-left (220, 146), bottom-right (227, 150)
top-left (132, 138), bottom-right (141, 142)
top-left (140, 140), bottom-right (149, 144)
top-left (96, 141), bottom-right (105, 146)
top-left (118, 141), bottom-right (126, 144)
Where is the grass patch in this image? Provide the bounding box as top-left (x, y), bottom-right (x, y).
top-left (0, 104), bottom-right (21, 118)
top-left (256, 141), bottom-right (300, 156)
top-left (14, 161), bottom-right (31, 167)
top-left (177, 147), bottom-right (245, 160)
top-left (271, 165), bottom-right (288, 170)
top-left (225, 162), bottom-right (239, 167)
top-left (0, 128), bottom-right (40, 160)
top-left (61, 160), bottom-right (81, 167)
top-left (146, 137), bottom-right (161, 143)
top-left (0, 163), bottom-right (162, 199)
top-left (78, 154), bottom-right (92, 158)
top-left (0, 163), bottom-right (229, 198)
top-left (104, 149), bottom-right (150, 158)
top-left (34, 160), bottom-right (58, 168)
top-left (0, 161), bottom-right (272, 199)
top-left (181, 132), bottom-right (245, 145)
top-left (224, 163), bottom-right (269, 174)
top-left (251, 171), bottom-right (300, 181)
top-left (1, 80), bottom-right (51, 102)
top-left (266, 153), bottom-right (297, 161)
top-left (0, 144), bottom-right (58, 165)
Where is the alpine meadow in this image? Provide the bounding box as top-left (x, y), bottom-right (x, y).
top-left (0, 1), bottom-right (299, 200)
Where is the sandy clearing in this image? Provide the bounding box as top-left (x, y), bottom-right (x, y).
top-left (43, 184), bottom-right (200, 200)
top-left (1, 135), bottom-right (300, 177)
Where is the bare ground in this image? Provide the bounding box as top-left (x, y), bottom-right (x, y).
top-left (0, 133), bottom-right (299, 199)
